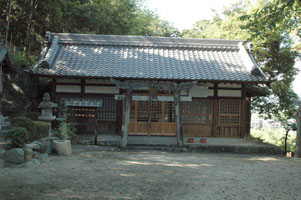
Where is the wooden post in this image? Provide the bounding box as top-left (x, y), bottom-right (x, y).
top-left (121, 89), bottom-right (132, 148)
top-left (241, 84), bottom-right (246, 138)
top-left (174, 89), bottom-right (182, 147)
top-left (94, 108), bottom-right (99, 145)
top-left (212, 83), bottom-right (218, 137)
top-left (296, 104), bottom-right (301, 158)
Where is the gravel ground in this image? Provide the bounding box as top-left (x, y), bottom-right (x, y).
top-left (0, 145), bottom-right (301, 200)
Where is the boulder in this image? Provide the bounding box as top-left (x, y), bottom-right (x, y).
top-left (24, 143), bottom-right (40, 150)
top-left (23, 148), bottom-right (33, 162)
top-left (4, 148), bottom-right (24, 164)
top-left (32, 151), bottom-right (40, 159)
top-left (53, 140), bottom-right (72, 156)
top-left (24, 159), bottom-right (40, 167)
top-left (0, 149), bottom-right (5, 159)
top-left (0, 159), bottom-right (4, 168)
top-left (39, 153), bottom-right (48, 160)
top-left (39, 137), bottom-right (59, 143)
top-left (33, 141), bottom-right (47, 153)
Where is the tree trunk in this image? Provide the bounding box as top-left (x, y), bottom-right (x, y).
top-left (120, 89), bottom-right (132, 148)
top-left (5, 0), bottom-right (12, 47)
top-left (25, 0), bottom-right (37, 52)
top-left (284, 130), bottom-right (289, 153)
top-left (296, 107), bottom-right (301, 158)
top-left (174, 90), bottom-right (182, 147)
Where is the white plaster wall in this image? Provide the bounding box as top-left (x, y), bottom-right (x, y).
top-left (218, 83), bottom-right (241, 88)
top-left (207, 89), bottom-right (214, 97)
top-left (85, 86), bottom-right (119, 94)
top-left (218, 90), bottom-right (242, 97)
top-left (189, 86), bottom-right (209, 97)
top-left (56, 78), bottom-right (81, 83)
top-left (56, 85), bottom-right (81, 93)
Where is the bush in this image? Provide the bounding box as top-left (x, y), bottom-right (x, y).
top-left (54, 122), bottom-right (77, 140)
top-left (10, 116), bottom-right (35, 134)
top-left (10, 116), bottom-right (51, 142)
top-left (251, 128), bottom-right (297, 152)
top-left (26, 112), bottom-right (40, 121)
top-left (5, 127), bottom-right (29, 148)
top-left (32, 121), bottom-right (51, 141)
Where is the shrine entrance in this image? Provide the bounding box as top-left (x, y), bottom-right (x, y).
top-left (128, 100), bottom-right (176, 136)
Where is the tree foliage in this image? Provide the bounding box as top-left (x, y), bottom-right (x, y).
top-left (0, 0), bottom-right (179, 56)
top-left (0, 0), bottom-right (179, 116)
top-left (182, 0), bottom-right (299, 141)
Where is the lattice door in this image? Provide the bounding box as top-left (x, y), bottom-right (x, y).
top-left (129, 101), bottom-right (176, 136)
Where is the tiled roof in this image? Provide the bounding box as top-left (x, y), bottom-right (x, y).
top-left (31, 32), bottom-right (268, 83)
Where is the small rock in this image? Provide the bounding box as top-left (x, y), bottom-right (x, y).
top-left (37, 141), bottom-right (47, 153)
top-left (23, 159), bottom-right (40, 167)
top-left (23, 148), bottom-right (33, 162)
top-left (4, 148), bottom-right (24, 164)
top-left (0, 149), bottom-right (5, 159)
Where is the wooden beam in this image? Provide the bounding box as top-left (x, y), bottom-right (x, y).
top-left (115, 95), bottom-right (192, 102)
top-left (120, 89), bottom-right (132, 148)
top-left (174, 90), bottom-right (183, 147)
top-left (111, 78), bottom-right (198, 91)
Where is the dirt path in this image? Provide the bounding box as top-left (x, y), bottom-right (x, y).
top-left (1, 145), bottom-right (301, 200)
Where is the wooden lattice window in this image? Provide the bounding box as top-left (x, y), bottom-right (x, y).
top-left (130, 101), bottom-right (174, 123)
top-left (68, 107), bottom-right (97, 118)
top-left (98, 96), bottom-right (117, 121)
top-left (181, 99), bottom-right (213, 124)
top-left (150, 101), bottom-right (162, 122)
top-left (137, 101), bottom-right (149, 122)
top-left (130, 102), bottom-right (135, 122)
top-left (219, 99), bottom-right (240, 125)
top-left (164, 101), bottom-right (174, 122)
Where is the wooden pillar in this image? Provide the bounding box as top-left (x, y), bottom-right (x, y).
top-left (241, 84), bottom-right (246, 138)
top-left (296, 104), bottom-right (301, 158)
top-left (212, 83), bottom-right (218, 137)
top-left (121, 89), bottom-right (132, 148)
top-left (94, 107), bottom-right (99, 145)
top-left (174, 90), bottom-right (182, 147)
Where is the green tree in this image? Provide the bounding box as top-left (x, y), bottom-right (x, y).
top-left (181, 0), bottom-right (299, 149)
top-left (0, 0), bottom-right (179, 56)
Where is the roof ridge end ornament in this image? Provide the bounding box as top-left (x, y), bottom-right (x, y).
top-left (39, 35), bottom-right (60, 69)
top-left (238, 42), bottom-right (267, 79)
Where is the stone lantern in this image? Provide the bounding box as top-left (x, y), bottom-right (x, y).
top-left (38, 93), bottom-right (57, 121)
top-left (38, 93), bottom-right (58, 136)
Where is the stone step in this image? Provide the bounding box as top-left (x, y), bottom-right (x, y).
top-left (187, 144), bottom-right (282, 155)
